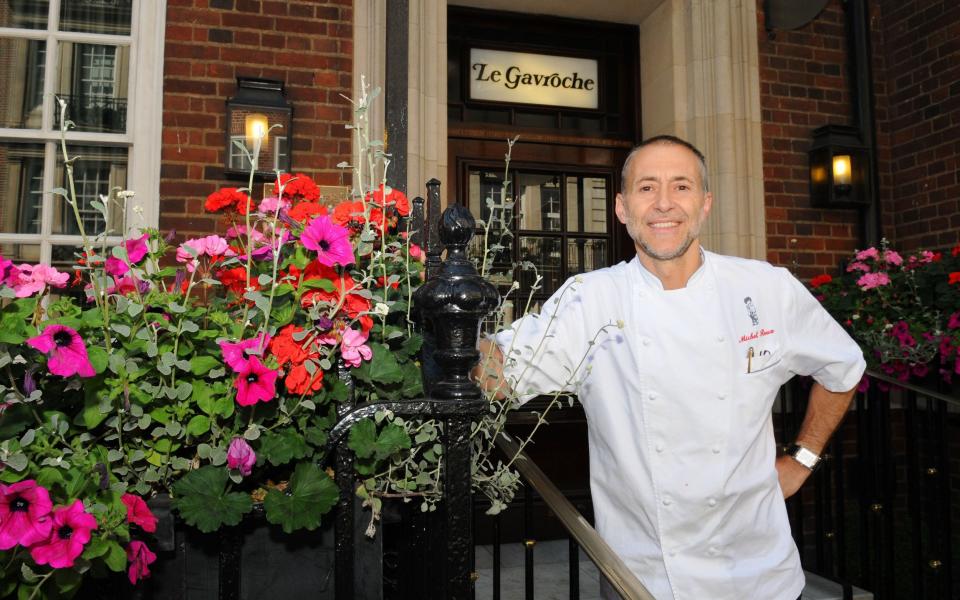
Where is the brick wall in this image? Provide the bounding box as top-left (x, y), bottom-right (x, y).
top-left (160, 0), bottom-right (353, 238)
top-left (878, 0), bottom-right (960, 251)
top-left (757, 0), bottom-right (866, 281)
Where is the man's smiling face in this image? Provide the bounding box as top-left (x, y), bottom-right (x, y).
top-left (615, 142), bottom-right (713, 262)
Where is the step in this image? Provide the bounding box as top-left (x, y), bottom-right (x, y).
top-left (474, 541), bottom-right (873, 599)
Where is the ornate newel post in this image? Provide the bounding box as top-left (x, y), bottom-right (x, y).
top-left (414, 201), bottom-right (500, 599)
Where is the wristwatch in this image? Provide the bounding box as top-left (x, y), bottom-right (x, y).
top-left (788, 444), bottom-right (822, 472)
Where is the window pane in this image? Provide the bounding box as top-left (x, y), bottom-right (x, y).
top-left (568, 238), bottom-right (608, 275)
top-left (0, 0), bottom-right (50, 29)
top-left (59, 0), bottom-right (132, 35)
top-left (0, 242), bottom-right (41, 264)
top-left (517, 173), bottom-right (561, 232)
top-left (566, 175), bottom-right (608, 233)
top-left (467, 168), bottom-right (513, 229)
top-left (518, 236), bottom-right (561, 297)
top-left (53, 145), bottom-right (127, 236)
top-left (0, 38), bottom-right (46, 129)
top-left (56, 42), bottom-right (129, 133)
top-left (0, 142), bottom-right (45, 234)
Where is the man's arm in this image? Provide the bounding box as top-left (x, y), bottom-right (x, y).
top-left (473, 338), bottom-right (508, 398)
top-left (775, 381), bottom-right (857, 498)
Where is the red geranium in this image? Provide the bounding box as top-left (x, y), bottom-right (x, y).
top-left (810, 274), bottom-right (832, 288)
top-left (949, 272), bottom-right (960, 285)
top-left (274, 173), bottom-right (321, 202)
top-left (269, 325), bottom-right (325, 395)
top-left (218, 266), bottom-right (260, 296)
top-left (287, 202), bottom-right (328, 223)
top-left (205, 188), bottom-right (252, 215)
top-left (367, 184), bottom-right (410, 216)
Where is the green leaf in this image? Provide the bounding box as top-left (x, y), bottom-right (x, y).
top-left (399, 361), bottom-right (424, 398)
top-left (263, 462), bottom-right (338, 533)
top-left (258, 430), bottom-right (309, 466)
top-left (374, 422), bottom-right (411, 460)
top-left (398, 335), bottom-right (423, 359)
top-left (190, 356), bottom-right (221, 376)
top-left (171, 466), bottom-right (252, 533)
top-left (87, 346), bottom-right (108, 374)
top-left (352, 343), bottom-right (403, 385)
top-left (347, 419), bottom-right (377, 459)
top-left (103, 539), bottom-right (128, 572)
top-left (186, 415), bottom-right (210, 436)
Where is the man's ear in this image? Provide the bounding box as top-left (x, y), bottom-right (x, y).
top-left (701, 191), bottom-right (713, 219)
top-left (614, 193), bottom-right (628, 225)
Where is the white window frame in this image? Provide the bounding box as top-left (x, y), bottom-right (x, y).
top-left (0, 0), bottom-right (165, 264)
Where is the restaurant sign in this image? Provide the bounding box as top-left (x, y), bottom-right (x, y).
top-left (468, 48), bottom-right (599, 110)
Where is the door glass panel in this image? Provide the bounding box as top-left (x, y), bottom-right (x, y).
top-left (568, 238), bottom-right (608, 274)
top-left (467, 168), bottom-right (512, 227)
top-left (518, 236), bottom-right (561, 296)
top-left (0, 243), bottom-right (41, 265)
top-left (517, 172), bottom-right (561, 232)
top-left (0, 38), bottom-right (46, 129)
top-left (56, 42), bottom-right (130, 133)
top-left (53, 145), bottom-right (127, 236)
top-left (0, 1), bottom-right (49, 29)
top-left (566, 175), bottom-right (607, 233)
top-left (0, 142), bottom-right (45, 234)
top-left (59, 0), bottom-right (132, 35)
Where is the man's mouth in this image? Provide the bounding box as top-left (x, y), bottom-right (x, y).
top-left (648, 221), bottom-right (681, 229)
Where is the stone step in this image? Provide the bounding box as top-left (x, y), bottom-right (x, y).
top-left (474, 541), bottom-right (874, 599)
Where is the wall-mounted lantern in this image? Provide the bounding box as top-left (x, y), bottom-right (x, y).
top-left (808, 124), bottom-right (870, 208)
top-left (225, 77), bottom-right (292, 179)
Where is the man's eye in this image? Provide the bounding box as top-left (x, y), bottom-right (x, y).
top-left (677, 184), bottom-right (689, 191)
top-left (639, 185), bottom-right (653, 192)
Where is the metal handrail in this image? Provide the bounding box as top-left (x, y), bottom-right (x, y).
top-left (495, 432), bottom-right (656, 600)
top-left (864, 368), bottom-right (960, 408)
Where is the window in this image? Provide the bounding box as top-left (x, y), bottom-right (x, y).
top-left (467, 166), bottom-right (613, 316)
top-left (0, 0), bottom-right (165, 267)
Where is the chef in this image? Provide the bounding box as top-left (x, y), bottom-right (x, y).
top-left (478, 135), bottom-right (865, 599)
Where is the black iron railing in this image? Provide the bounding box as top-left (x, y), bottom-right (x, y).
top-left (780, 371), bottom-right (957, 600)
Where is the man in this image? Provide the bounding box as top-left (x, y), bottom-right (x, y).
top-left (478, 135), bottom-right (865, 599)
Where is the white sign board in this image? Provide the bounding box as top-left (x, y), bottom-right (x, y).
top-left (468, 48), bottom-right (599, 110)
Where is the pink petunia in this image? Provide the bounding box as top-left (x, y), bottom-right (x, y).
top-left (0, 480), bottom-right (53, 550)
top-left (259, 196), bottom-right (291, 215)
top-left (219, 333), bottom-right (272, 373)
top-left (124, 233), bottom-right (150, 264)
top-left (26, 325), bottom-right (96, 378)
top-left (105, 256), bottom-right (130, 277)
top-left (857, 272), bottom-right (891, 290)
top-left (29, 500), bottom-right (97, 569)
top-left (227, 438), bottom-right (257, 476)
top-left (948, 312), bottom-right (960, 330)
top-left (301, 215), bottom-right (355, 267)
top-left (846, 261), bottom-right (870, 273)
top-left (175, 235), bottom-right (234, 271)
top-left (126, 540), bottom-right (157, 585)
top-left (233, 356), bottom-right (278, 406)
top-left (341, 328), bottom-right (373, 368)
top-left (856, 247), bottom-right (879, 261)
top-left (10, 264), bottom-right (69, 298)
top-left (121, 493), bottom-right (157, 533)
top-left (884, 250), bottom-right (903, 266)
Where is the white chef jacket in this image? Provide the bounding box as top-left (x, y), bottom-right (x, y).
top-left (494, 250), bottom-right (865, 600)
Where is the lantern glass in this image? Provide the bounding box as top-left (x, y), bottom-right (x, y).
top-left (225, 78), bottom-right (292, 178)
top-left (808, 125), bottom-right (869, 208)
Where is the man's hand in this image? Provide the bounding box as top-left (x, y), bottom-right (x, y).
top-left (775, 454), bottom-right (812, 499)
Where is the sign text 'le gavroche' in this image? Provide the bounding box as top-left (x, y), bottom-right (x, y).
top-left (468, 48), bottom-right (599, 110)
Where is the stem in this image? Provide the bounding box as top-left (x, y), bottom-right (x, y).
top-left (27, 570), bottom-right (55, 600)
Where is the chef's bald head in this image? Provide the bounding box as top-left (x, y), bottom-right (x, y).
top-left (621, 135), bottom-right (709, 194)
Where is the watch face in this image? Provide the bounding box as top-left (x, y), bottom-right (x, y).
top-left (793, 446), bottom-right (819, 469)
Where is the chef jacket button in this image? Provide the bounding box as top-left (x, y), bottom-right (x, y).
top-left (648, 392), bottom-right (657, 401)
top-left (668, 551), bottom-right (676, 558)
top-left (655, 443), bottom-right (664, 453)
top-left (707, 497), bottom-right (717, 507)
top-left (662, 496), bottom-right (672, 506)
top-left (708, 546), bottom-right (719, 556)
top-left (642, 337), bottom-right (651, 346)
top-left (716, 335), bottom-right (724, 343)
top-left (711, 446), bottom-right (721, 454)
top-left (717, 393), bottom-right (726, 400)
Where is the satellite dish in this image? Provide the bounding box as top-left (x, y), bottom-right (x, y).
top-left (765, 0), bottom-right (830, 30)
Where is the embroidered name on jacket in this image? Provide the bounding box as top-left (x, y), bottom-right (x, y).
top-left (739, 328), bottom-right (776, 343)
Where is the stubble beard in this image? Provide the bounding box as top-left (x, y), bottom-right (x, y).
top-left (625, 216), bottom-right (703, 262)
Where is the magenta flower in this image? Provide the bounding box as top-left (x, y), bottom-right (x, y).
top-left (233, 356), bottom-right (278, 406)
top-left (27, 325), bottom-right (96, 378)
top-left (883, 250), bottom-right (903, 266)
top-left (301, 215), bottom-right (354, 267)
top-left (0, 255), bottom-right (15, 283)
top-left (176, 235), bottom-right (233, 271)
top-left (856, 247), bottom-right (879, 261)
top-left (29, 500), bottom-right (97, 568)
top-left (259, 196), bottom-right (290, 214)
top-left (341, 328), bottom-right (373, 368)
top-left (846, 261), bottom-right (870, 273)
top-left (949, 312), bottom-right (960, 330)
top-left (105, 256), bottom-right (130, 277)
top-left (227, 438), bottom-right (257, 476)
top-left (121, 493), bottom-right (157, 533)
top-left (219, 333), bottom-right (272, 373)
top-left (10, 264), bottom-right (69, 298)
top-left (125, 233), bottom-right (150, 264)
top-left (0, 480), bottom-right (53, 550)
top-left (126, 540), bottom-right (157, 585)
top-left (857, 272), bottom-right (890, 290)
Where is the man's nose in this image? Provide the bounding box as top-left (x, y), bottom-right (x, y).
top-left (652, 189), bottom-right (674, 211)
